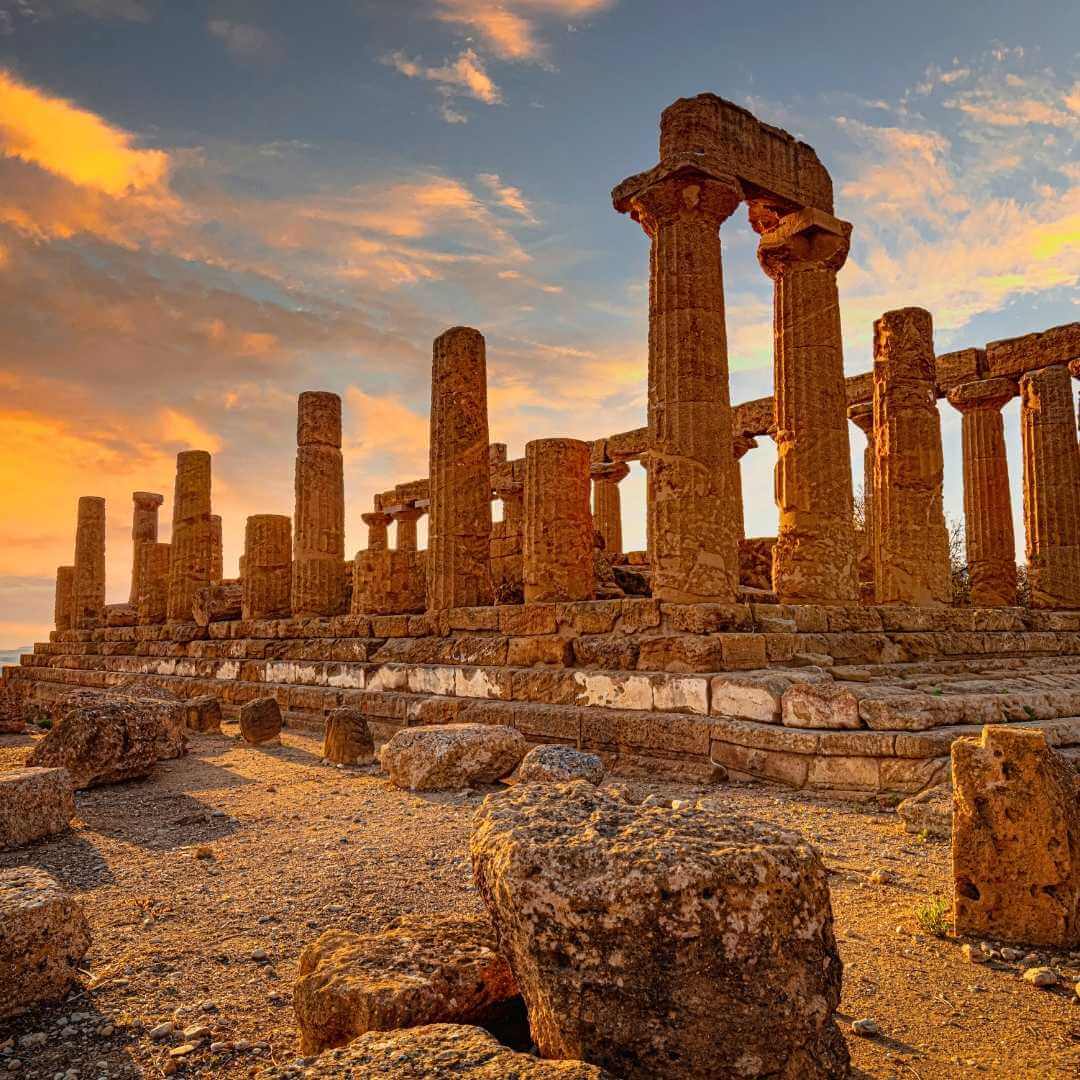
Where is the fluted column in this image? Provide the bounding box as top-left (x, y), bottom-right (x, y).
top-left (292, 391), bottom-right (346, 617)
top-left (362, 510), bottom-right (392, 552)
top-left (947, 378), bottom-right (1017, 607)
top-left (613, 171), bottom-right (742, 602)
top-left (1020, 363), bottom-right (1080, 608)
top-left (137, 542), bottom-right (171, 625)
top-left (71, 495), bottom-right (106, 629)
top-left (243, 514), bottom-right (292, 620)
top-left (732, 435), bottom-right (757, 542)
top-left (129, 492), bottom-right (163, 604)
top-left (166, 451), bottom-right (213, 621)
top-left (54, 565), bottom-right (74, 632)
top-left (391, 506), bottom-right (424, 552)
top-left (524, 438), bottom-right (594, 603)
top-left (872, 309), bottom-right (951, 605)
top-left (755, 206), bottom-right (858, 604)
top-left (427, 326), bottom-right (493, 611)
top-left (591, 461), bottom-right (630, 555)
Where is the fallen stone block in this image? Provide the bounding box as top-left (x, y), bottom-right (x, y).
top-left (0, 768), bottom-right (75, 849)
top-left (321, 705), bottom-right (374, 765)
top-left (184, 695), bottom-right (222, 734)
top-left (294, 914), bottom-right (517, 1054)
top-left (953, 724), bottom-right (1080, 947)
top-left (897, 783), bottom-right (951, 838)
top-left (192, 580), bottom-right (243, 626)
top-left (381, 723), bottom-right (527, 791)
top-left (0, 867), bottom-right (91, 1019)
top-left (517, 745), bottom-right (604, 785)
top-left (471, 781), bottom-right (849, 1080)
top-left (239, 697), bottom-right (282, 745)
top-left (262, 1023), bottom-right (614, 1078)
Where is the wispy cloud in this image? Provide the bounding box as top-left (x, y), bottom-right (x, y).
top-left (385, 47), bottom-right (501, 122)
top-left (477, 172), bottom-right (538, 223)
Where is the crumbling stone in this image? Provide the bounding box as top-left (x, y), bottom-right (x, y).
top-left (192, 579), bottom-right (242, 625)
top-left (517, 745), bottom-right (604, 785)
top-left (184, 695), bottom-right (222, 734)
top-left (381, 724), bottom-right (527, 791)
top-left (243, 514), bottom-right (292, 621)
top-left (322, 706), bottom-right (374, 765)
top-left (239, 697), bottom-right (282, 746)
top-left (897, 783), bottom-right (951, 839)
top-left (0, 768), bottom-right (74, 849)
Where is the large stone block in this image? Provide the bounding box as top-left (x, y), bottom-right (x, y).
top-left (322, 706), bottom-right (374, 765)
top-left (239, 697), bottom-right (282, 745)
top-left (0, 768), bottom-right (75, 849)
top-left (381, 724), bottom-right (527, 791)
top-left (471, 781), bottom-right (848, 1080)
top-left (0, 867), bottom-right (91, 1019)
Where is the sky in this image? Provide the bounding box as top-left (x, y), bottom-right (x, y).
top-left (0, 0), bottom-right (1077, 648)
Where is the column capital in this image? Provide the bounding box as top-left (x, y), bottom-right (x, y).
top-left (1068, 357), bottom-right (1080, 380)
top-left (846, 402), bottom-right (874, 436)
top-left (133, 491), bottom-right (164, 510)
top-left (590, 461), bottom-right (631, 484)
top-left (947, 376), bottom-right (1017, 414)
top-left (614, 165), bottom-right (742, 238)
top-left (732, 434), bottom-right (758, 460)
top-left (756, 206), bottom-right (852, 280)
top-left (361, 511), bottom-right (393, 529)
top-left (388, 504), bottom-right (424, 524)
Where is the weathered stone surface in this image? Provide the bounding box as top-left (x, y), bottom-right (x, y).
top-left (381, 724), bottom-right (527, 791)
top-left (352, 549), bottom-right (425, 615)
top-left (755, 207), bottom-right (858, 605)
top-left (294, 914), bottom-right (517, 1053)
top-left (491, 478), bottom-right (524, 604)
top-left (471, 781), bottom-right (848, 1080)
top-left (847, 403), bottom-right (876, 591)
top-left (192, 579), bottom-right (242, 626)
top-left (129, 491), bottom-right (163, 604)
top-left (71, 495), bottom-right (106, 629)
top-left (0, 689), bottom-right (24, 734)
top-left (0, 867), bottom-right (91, 1019)
top-left (239, 696), bottom-right (282, 745)
top-left (1020, 364), bottom-right (1080, 608)
top-left (0, 768), bottom-right (74, 849)
top-left (872, 308), bottom-right (951, 605)
top-left (167, 451), bottom-right (213, 622)
top-left (244, 514), bottom-right (292, 621)
top-left (104, 602), bottom-right (137, 627)
top-left (210, 513), bottom-right (223, 582)
top-left (591, 461), bottom-right (629, 556)
top-left (524, 439), bottom-right (595, 603)
top-left (986, 321), bottom-right (1080, 379)
top-left (136, 541), bottom-right (171, 625)
top-left (738, 536), bottom-right (774, 592)
top-left (322, 705), bottom-right (374, 765)
top-left (184, 695), bottom-right (222, 734)
top-left (427, 327), bottom-right (493, 611)
top-left (953, 725), bottom-right (1080, 947)
top-left (518, 745), bottom-right (604, 785)
top-left (54, 564), bottom-right (74, 632)
top-left (264, 1024), bottom-right (612, 1079)
top-left (897, 783), bottom-right (951, 838)
top-left (27, 691), bottom-right (164, 787)
top-left (293, 392), bottom-right (346, 617)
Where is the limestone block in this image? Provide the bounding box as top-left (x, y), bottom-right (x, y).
top-left (239, 696), bottom-right (282, 745)
top-left (711, 668), bottom-right (830, 723)
top-left (897, 783), bottom-right (951, 838)
top-left (104, 603), bottom-right (137, 627)
top-left (322, 706), bottom-right (375, 765)
top-left (352, 548), bottom-right (425, 615)
top-left (266, 1024), bottom-right (612, 1078)
top-left (0, 867), bottom-right (91, 1019)
top-left (781, 682), bottom-right (864, 730)
top-left (471, 781), bottom-right (849, 1080)
top-left (184, 695), bottom-right (222, 733)
top-left (986, 321), bottom-right (1080, 378)
top-left (380, 723), bottom-right (527, 791)
top-left (293, 914), bottom-right (517, 1053)
top-left (192, 580), bottom-right (242, 626)
top-left (518, 745), bottom-right (604, 784)
top-left (0, 768), bottom-right (75, 849)
top-left (953, 725), bottom-right (1080, 946)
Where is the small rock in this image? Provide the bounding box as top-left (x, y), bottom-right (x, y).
top-left (18, 1035), bottom-right (45, 1049)
top-left (852, 1018), bottom-right (881, 1037)
top-left (1000, 947), bottom-right (1025, 963)
top-left (168, 1043), bottom-right (197, 1058)
top-left (182, 1024), bottom-right (211, 1042)
top-left (149, 1022), bottom-right (174, 1041)
top-left (1021, 966), bottom-right (1058, 988)
top-left (869, 869), bottom-right (896, 885)
top-left (962, 944), bottom-right (987, 964)
top-left (209, 1041), bottom-right (232, 1053)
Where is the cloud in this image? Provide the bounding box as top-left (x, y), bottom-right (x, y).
top-left (207, 18), bottom-right (282, 63)
top-left (477, 172), bottom-right (537, 222)
top-left (385, 47), bottom-right (501, 123)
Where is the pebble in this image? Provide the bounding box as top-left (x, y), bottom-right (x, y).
top-left (1021, 966), bottom-right (1058, 988)
top-left (999, 947), bottom-right (1025, 963)
top-left (18, 1035), bottom-right (45, 1049)
top-left (168, 1043), bottom-right (197, 1058)
top-left (962, 943), bottom-right (987, 964)
top-left (851, 1018), bottom-right (881, 1037)
top-left (868, 868), bottom-right (896, 885)
top-left (210, 1041), bottom-right (232, 1053)
top-left (149, 1022), bottom-right (174, 1041)
top-left (182, 1025), bottom-right (212, 1042)
top-left (96, 1026), bottom-right (113, 1038)
top-left (251, 947), bottom-right (269, 962)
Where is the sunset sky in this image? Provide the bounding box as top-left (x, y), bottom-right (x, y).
top-left (0, 0), bottom-right (1078, 648)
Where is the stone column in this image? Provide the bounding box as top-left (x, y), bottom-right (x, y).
top-left (71, 495), bottom-right (106, 629)
top-left (755, 207), bottom-right (858, 604)
top-left (591, 461), bottom-right (630, 556)
top-left (54, 566), bottom-right (75, 632)
top-left (362, 511), bottom-right (392, 552)
top-left (166, 450), bottom-right (213, 622)
top-left (491, 477), bottom-right (524, 602)
top-left (292, 391), bottom-right (346, 617)
top-left (947, 378), bottom-right (1018, 607)
top-left (524, 438), bottom-right (594, 603)
top-left (129, 492), bottom-right (164, 604)
top-left (1070, 358), bottom-right (1080, 433)
top-left (732, 435), bottom-right (757, 543)
top-left (392, 506), bottom-right (424, 552)
top-left (872, 308), bottom-right (951, 605)
top-left (210, 514), bottom-right (223, 582)
top-left (137, 542), bottom-right (171, 625)
top-left (427, 326), bottom-right (493, 611)
top-left (243, 514), bottom-right (292, 620)
top-left (1020, 363), bottom-right (1080, 608)
top-left (613, 167), bottom-right (742, 602)
top-left (847, 404), bottom-right (875, 545)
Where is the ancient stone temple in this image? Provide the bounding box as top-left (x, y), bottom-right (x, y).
top-left (7, 94), bottom-right (1080, 802)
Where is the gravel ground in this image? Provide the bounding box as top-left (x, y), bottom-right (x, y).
top-left (1, 726), bottom-right (1079, 1079)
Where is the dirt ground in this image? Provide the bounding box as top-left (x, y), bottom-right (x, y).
top-left (1, 726), bottom-right (1078, 1080)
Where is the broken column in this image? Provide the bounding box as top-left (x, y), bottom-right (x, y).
top-left (166, 451), bottom-right (213, 622)
top-left (362, 510), bottom-right (392, 552)
top-left (1020, 363), bottom-right (1080, 609)
top-left (210, 514), bottom-right (223, 582)
top-left (872, 308), bottom-right (951, 605)
top-left (391, 505), bottom-right (424, 552)
top-left (756, 208), bottom-right (859, 604)
top-left (427, 327), bottom-right (493, 611)
top-left (53, 566), bottom-right (74, 633)
top-left (591, 461), bottom-right (630, 556)
top-left (524, 438), bottom-right (594, 603)
top-left (292, 391), bottom-right (346, 617)
top-left (71, 496), bottom-right (106, 629)
top-left (242, 515), bottom-right (292, 621)
top-left (137, 542), bottom-right (171, 625)
top-left (947, 378), bottom-right (1017, 607)
top-left (128, 492), bottom-right (163, 604)
top-left (491, 470), bottom-right (525, 603)
top-left (953, 725), bottom-right (1080, 947)
top-left (612, 102), bottom-right (742, 602)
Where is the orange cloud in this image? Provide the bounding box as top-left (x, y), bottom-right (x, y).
top-left (477, 172), bottom-right (537, 222)
top-left (385, 47), bottom-right (501, 122)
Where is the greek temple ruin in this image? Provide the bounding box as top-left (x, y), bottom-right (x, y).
top-left (6, 93), bottom-right (1080, 798)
